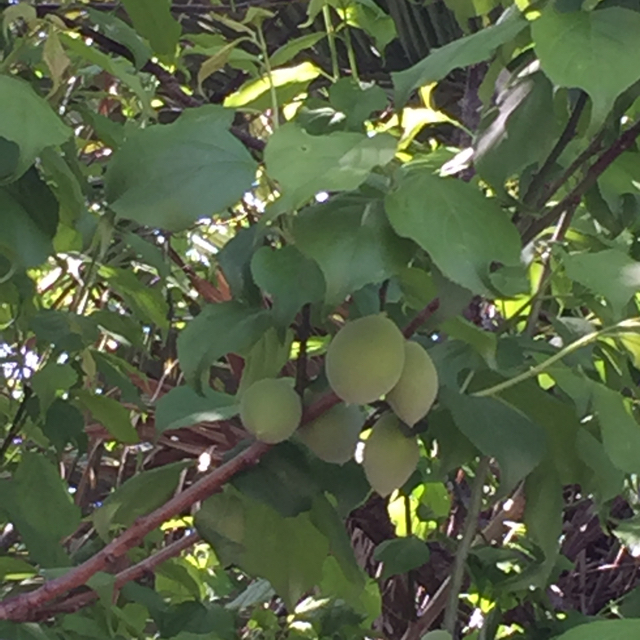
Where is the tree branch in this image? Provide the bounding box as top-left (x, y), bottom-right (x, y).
top-left (522, 118), bottom-right (640, 245)
top-left (522, 91), bottom-right (588, 208)
top-left (402, 298), bottom-right (440, 339)
top-left (33, 532), bottom-right (200, 620)
top-left (0, 442), bottom-right (269, 621)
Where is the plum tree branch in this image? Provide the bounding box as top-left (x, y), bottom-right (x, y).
top-left (32, 532), bottom-right (200, 620)
top-left (0, 442), bottom-right (269, 621)
top-left (522, 118), bottom-right (640, 245)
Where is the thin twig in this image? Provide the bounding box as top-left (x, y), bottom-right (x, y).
top-left (0, 387), bottom-right (32, 461)
top-left (295, 304), bottom-right (311, 396)
top-left (522, 92), bottom-right (588, 208)
top-left (33, 531), bottom-right (200, 619)
top-left (403, 298), bottom-right (440, 339)
top-left (444, 457), bottom-right (490, 636)
top-left (522, 118), bottom-right (640, 244)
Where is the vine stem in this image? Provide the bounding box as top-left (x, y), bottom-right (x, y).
top-left (443, 456), bottom-right (490, 636)
top-left (474, 317), bottom-right (640, 398)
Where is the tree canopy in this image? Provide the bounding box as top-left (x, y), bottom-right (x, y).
top-left (2, 1), bottom-right (640, 639)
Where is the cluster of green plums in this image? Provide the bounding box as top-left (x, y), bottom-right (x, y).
top-left (239, 314), bottom-right (439, 497)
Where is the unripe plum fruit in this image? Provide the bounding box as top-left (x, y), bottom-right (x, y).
top-left (363, 413), bottom-right (419, 497)
top-left (325, 314), bottom-right (405, 405)
top-left (297, 403), bottom-right (363, 464)
top-left (240, 378), bottom-right (302, 444)
top-left (386, 340), bottom-right (439, 426)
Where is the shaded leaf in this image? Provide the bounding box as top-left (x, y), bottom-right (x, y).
top-left (177, 301), bottom-right (271, 391)
top-left (43, 399), bottom-right (87, 453)
top-left (93, 461), bottom-right (190, 539)
top-left (441, 390), bottom-right (546, 493)
top-left (155, 386), bottom-right (238, 433)
top-left (0, 75), bottom-right (70, 181)
top-left (75, 391), bottom-right (139, 444)
top-left (250, 246), bottom-right (325, 327)
top-left (592, 382), bottom-right (640, 475)
top-left (553, 619), bottom-right (640, 640)
top-left (120, 0), bottom-right (180, 57)
top-left (385, 169), bottom-right (522, 295)
top-left (373, 536), bottom-right (430, 581)
top-left (106, 106), bottom-right (257, 232)
top-left (293, 196), bottom-right (411, 304)
top-left (564, 249), bottom-right (640, 317)
top-left (0, 453), bottom-right (80, 567)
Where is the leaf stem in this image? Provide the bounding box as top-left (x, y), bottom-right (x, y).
top-left (443, 456), bottom-right (490, 636)
top-left (474, 318), bottom-right (640, 398)
top-left (323, 5), bottom-right (339, 81)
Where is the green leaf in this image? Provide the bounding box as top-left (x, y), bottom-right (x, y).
top-left (59, 34), bottom-right (153, 116)
top-left (523, 462), bottom-right (562, 583)
top-left (242, 503), bottom-right (330, 610)
top-left (0, 76), bottom-right (71, 182)
top-left (553, 619), bottom-right (640, 640)
top-left (99, 266), bottom-right (169, 330)
top-left (224, 62), bottom-right (321, 111)
top-left (0, 137), bottom-right (19, 182)
top-left (441, 390), bottom-right (546, 493)
top-left (0, 557), bottom-right (36, 581)
top-left (0, 622), bottom-right (57, 640)
top-left (592, 382), bottom-right (640, 475)
top-left (106, 106), bottom-right (257, 232)
top-left (563, 249), bottom-right (640, 317)
top-left (93, 461), bottom-right (190, 539)
top-left (576, 427), bottom-right (625, 503)
top-left (250, 246), bottom-right (325, 327)
top-left (265, 123), bottom-right (397, 207)
top-left (31, 362), bottom-right (78, 412)
top-left (120, 0), bottom-right (181, 57)
top-left (231, 443), bottom-right (321, 518)
top-left (328, 78), bottom-right (388, 131)
top-left (237, 327), bottom-right (294, 395)
top-left (74, 391), bottom-right (139, 444)
top-left (86, 7), bottom-right (152, 68)
top-left (177, 302), bottom-right (272, 391)
top-left (269, 32), bottom-right (325, 67)
top-left (393, 7), bottom-right (527, 106)
top-left (533, 6), bottom-right (640, 128)
top-left (385, 169), bottom-right (522, 295)
top-left (1, 453), bottom-right (80, 567)
top-left (155, 386), bottom-right (238, 433)
top-left (43, 399), bottom-right (87, 453)
top-left (475, 70), bottom-right (559, 189)
top-left (293, 196), bottom-right (411, 304)
top-left (0, 167), bottom-right (59, 267)
top-left (373, 536), bottom-right (430, 581)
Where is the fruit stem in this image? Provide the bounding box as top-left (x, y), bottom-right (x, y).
top-left (443, 456), bottom-right (490, 637)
